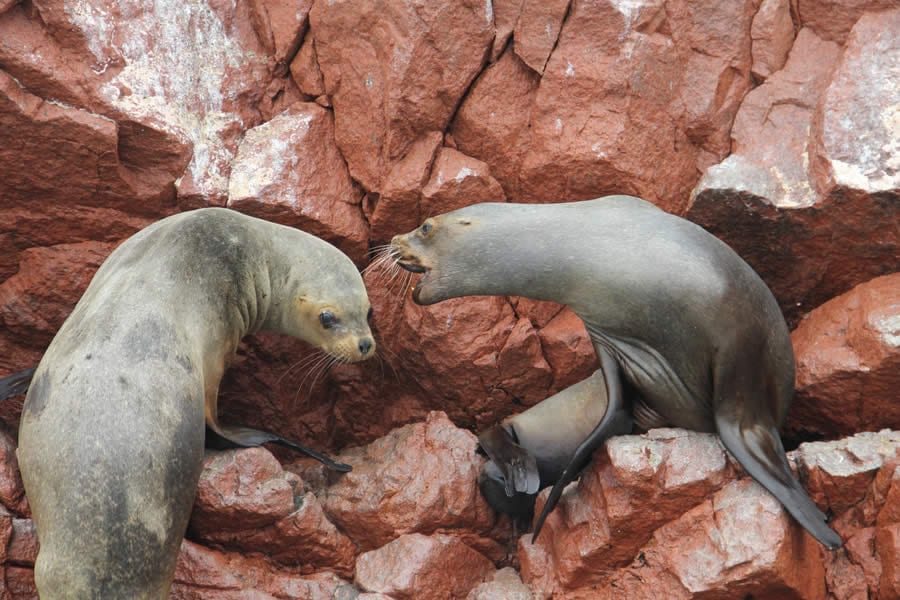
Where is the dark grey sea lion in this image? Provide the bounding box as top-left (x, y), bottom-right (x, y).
top-left (390, 195), bottom-right (842, 549)
top-left (478, 370), bottom-right (632, 521)
top-left (15, 207), bottom-right (375, 598)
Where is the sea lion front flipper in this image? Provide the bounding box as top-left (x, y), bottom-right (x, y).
top-left (478, 423), bottom-right (541, 496)
top-left (531, 347), bottom-right (629, 542)
top-left (714, 412), bottom-right (842, 549)
top-left (478, 460), bottom-right (538, 522)
top-left (206, 424), bottom-right (352, 473)
top-left (0, 367), bottom-right (36, 400)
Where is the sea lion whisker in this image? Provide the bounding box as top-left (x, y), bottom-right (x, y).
top-left (275, 350), bottom-right (327, 388)
top-left (364, 256), bottom-right (397, 279)
top-left (291, 352), bottom-right (334, 410)
top-left (307, 355), bottom-right (341, 395)
top-left (376, 345), bottom-right (403, 383)
top-left (362, 248), bottom-right (400, 277)
top-left (367, 243), bottom-right (393, 256)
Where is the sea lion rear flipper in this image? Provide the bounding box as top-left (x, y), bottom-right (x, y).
top-left (0, 367), bottom-right (36, 401)
top-left (478, 423), bottom-right (541, 495)
top-left (207, 423), bottom-right (352, 473)
top-left (531, 349), bottom-right (630, 542)
top-left (714, 413), bottom-right (842, 549)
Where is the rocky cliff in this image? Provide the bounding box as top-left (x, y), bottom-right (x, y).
top-left (0, 0), bottom-right (898, 598)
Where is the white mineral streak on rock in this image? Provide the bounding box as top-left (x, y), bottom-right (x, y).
top-left (67, 0), bottom-right (268, 199)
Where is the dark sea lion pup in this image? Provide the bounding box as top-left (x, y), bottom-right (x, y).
top-left (478, 370), bottom-right (631, 521)
top-left (16, 207), bottom-right (375, 599)
top-left (391, 195), bottom-right (842, 550)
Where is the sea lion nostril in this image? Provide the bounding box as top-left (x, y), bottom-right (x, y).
top-left (358, 338), bottom-right (373, 355)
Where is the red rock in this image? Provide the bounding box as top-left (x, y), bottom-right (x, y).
top-left (0, 67), bottom-right (186, 216)
top-left (249, 0), bottom-right (312, 75)
top-left (354, 533), bottom-right (494, 600)
top-left (796, 430), bottom-right (900, 519)
top-left (290, 35), bottom-right (326, 98)
top-left (323, 412), bottom-right (495, 551)
top-left (520, 429), bottom-right (736, 595)
top-left (687, 28), bottom-right (897, 325)
top-left (352, 288), bottom-right (559, 431)
top-left (536, 308), bottom-right (598, 390)
top-left (226, 102), bottom-right (368, 265)
top-left (0, 430), bottom-right (26, 515)
top-left (877, 523), bottom-right (900, 598)
top-left (310, 0), bottom-right (493, 193)
top-left (1, 0), bottom-right (275, 206)
top-left (789, 274), bottom-right (900, 439)
top-left (190, 448), bottom-right (296, 534)
top-left (510, 298), bottom-right (565, 329)
top-left (812, 9), bottom-right (900, 200)
top-left (0, 205), bottom-right (153, 281)
top-left (467, 567), bottom-right (534, 600)
top-left (450, 49), bottom-right (539, 200)
top-left (367, 132), bottom-right (443, 243)
top-left (750, 0), bottom-right (795, 79)
top-left (877, 460), bottom-right (900, 527)
top-left (456, 0), bottom-right (757, 211)
top-left (0, 506), bottom-right (10, 564)
top-left (795, 0), bottom-right (897, 43)
top-left (0, 242), bottom-right (116, 353)
top-left (420, 147), bottom-right (507, 218)
top-left (643, 479), bottom-right (825, 599)
top-left (839, 527), bottom-right (881, 597)
top-left (4, 566), bottom-right (37, 599)
top-left (490, 0), bottom-right (526, 62)
top-left (172, 539), bottom-right (357, 600)
top-left (7, 519), bottom-right (37, 567)
top-left (512, 0), bottom-right (570, 74)
top-left (189, 447), bottom-right (355, 575)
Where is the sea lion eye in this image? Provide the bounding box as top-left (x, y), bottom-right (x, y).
top-left (420, 221), bottom-right (433, 235)
top-left (319, 310), bottom-right (338, 329)
top-left (367, 307), bottom-right (374, 320)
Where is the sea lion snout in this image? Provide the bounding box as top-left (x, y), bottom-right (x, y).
top-left (390, 233), bottom-right (429, 273)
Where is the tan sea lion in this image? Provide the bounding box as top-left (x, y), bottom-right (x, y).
top-left (390, 195), bottom-right (842, 549)
top-left (15, 207), bottom-right (375, 598)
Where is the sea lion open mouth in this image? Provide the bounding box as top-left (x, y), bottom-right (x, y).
top-left (397, 261), bottom-right (428, 274)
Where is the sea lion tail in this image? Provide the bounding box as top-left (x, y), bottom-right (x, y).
top-left (0, 367), bottom-right (36, 401)
top-left (715, 414), bottom-right (843, 550)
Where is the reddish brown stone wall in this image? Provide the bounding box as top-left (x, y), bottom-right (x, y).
top-left (0, 0), bottom-right (898, 597)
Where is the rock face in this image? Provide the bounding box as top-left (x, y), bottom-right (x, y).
top-left (1, 0), bottom-right (899, 597)
top-left (788, 273), bottom-right (900, 440)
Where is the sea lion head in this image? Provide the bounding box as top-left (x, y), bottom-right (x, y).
top-left (390, 203), bottom-right (519, 305)
top-left (267, 236), bottom-right (376, 364)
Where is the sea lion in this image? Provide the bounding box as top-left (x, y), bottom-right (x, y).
top-left (390, 195), bottom-right (842, 549)
top-left (16, 207), bottom-right (375, 598)
top-left (478, 370), bottom-right (632, 520)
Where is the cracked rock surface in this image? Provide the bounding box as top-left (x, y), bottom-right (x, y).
top-left (1, 0), bottom-right (898, 597)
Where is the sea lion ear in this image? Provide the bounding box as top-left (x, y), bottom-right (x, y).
top-left (458, 218), bottom-right (472, 226)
